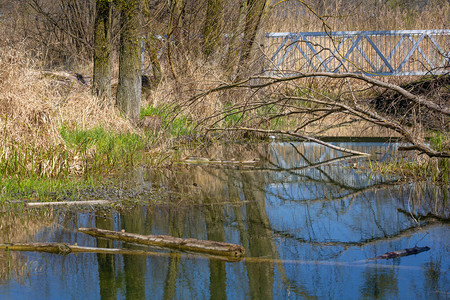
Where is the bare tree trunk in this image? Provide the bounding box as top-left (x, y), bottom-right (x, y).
top-left (168, 0), bottom-right (184, 46)
top-left (167, 0), bottom-right (183, 83)
top-left (223, 0), bottom-right (247, 79)
top-left (116, 0), bottom-right (142, 123)
top-left (93, 0), bottom-right (112, 100)
top-left (147, 34), bottom-right (162, 87)
top-left (202, 0), bottom-right (224, 58)
top-left (235, 0), bottom-right (267, 81)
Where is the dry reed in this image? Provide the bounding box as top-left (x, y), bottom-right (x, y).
top-left (0, 43), bottom-right (136, 177)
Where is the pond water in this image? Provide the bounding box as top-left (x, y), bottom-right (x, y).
top-left (0, 141), bottom-right (448, 299)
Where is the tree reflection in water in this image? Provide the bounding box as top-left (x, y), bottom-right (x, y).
top-left (1, 142), bottom-right (448, 299)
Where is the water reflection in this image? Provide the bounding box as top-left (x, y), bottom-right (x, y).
top-left (0, 142), bottom-right (448, 299)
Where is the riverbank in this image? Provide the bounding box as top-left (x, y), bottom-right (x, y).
top-left (1, 62), bottom-right (448, 203)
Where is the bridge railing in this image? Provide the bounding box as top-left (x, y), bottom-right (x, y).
top-left (264, 29), bottom-right (450, 76)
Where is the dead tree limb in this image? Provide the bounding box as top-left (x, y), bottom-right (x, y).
top-left (0, 242), bottom-right (240, 262)
top-left (177, 72), bottom-right (448, 158)
top-left (27, 200), bottom-right (111, 207)
top-left (209, 127), bottom-right (371, 156)
top-left (183, 73), bottom-right (449, 117)
top-left (249, 73), bottom-right (450, 117)
top-left (370, 246), bottom-right (430, 260)
top-left (284, 96), bottom-right (449, 158)
top-left (78, 227), bottom-right (245, 259)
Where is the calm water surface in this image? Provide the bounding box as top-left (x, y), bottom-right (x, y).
top-left (0, 142), bottom-right (448, 299)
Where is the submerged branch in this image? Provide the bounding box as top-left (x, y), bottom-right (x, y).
top-left (0, 243), bottom-right (240, 262)
top-left (0, 243), bottom-right (423, 269)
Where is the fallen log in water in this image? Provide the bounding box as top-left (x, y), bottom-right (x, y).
top-left (78, 227), bottom-right (245, 259)
top-left (0, 242), bottom-right (242, 262)
top-left (0, 243), bottom-right (75, 255)
top-left (27, 200), bottom-right (111, 207)
top-left (370, 246), bottom-right (430, 260)
top-left (1, 243), bottom-right (423, 269)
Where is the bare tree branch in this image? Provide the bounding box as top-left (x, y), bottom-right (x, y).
top-left (209, 127), bottom-right (371, 156)
top-left (249, 73), bottom-right (450, 117)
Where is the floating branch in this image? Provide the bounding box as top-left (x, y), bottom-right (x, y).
top-left (0, 243), bottom-right (242, 262)
top-left (370, 246), bottom-right (430, 260)
top-left (27, 200), bottom-right (111, 207)
top-left (0, 243), bottom-right (423, 269)
top-left (0, 243), bottom-right (75, 255)
top-left (180, 157), bottom-right (259, 165)
top-left (78, 227), bottom-right (245, 259)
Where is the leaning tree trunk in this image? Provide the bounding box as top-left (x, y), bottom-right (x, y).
top-left (93, 0), bottom-right (112, 100)
top-left (223, 0), bottom-right (247, 79)
top-left (167, 0), bottom-right (184, 83)
top-left (202, 0), bottom-right (224, 58)
top-left (116, 0), bottom-right (142, 123)
top-left (235, 0), bottom-right (267, 81)
top-left (147, 34), bottom-right (162, 87)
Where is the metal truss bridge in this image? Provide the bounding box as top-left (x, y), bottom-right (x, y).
top-left (264, 29), bottom-right (449, 76)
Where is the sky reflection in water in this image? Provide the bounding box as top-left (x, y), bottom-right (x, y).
top-left (0, 142), bottom-right (448, 299)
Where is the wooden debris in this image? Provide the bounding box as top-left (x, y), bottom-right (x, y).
top-left (181, 157), bottom-right (258, 165)
top-left (0, 243), bottom-right (74, 255)
top-left (28, 200), bottom-right (111, 207)
top-left (0, 243), bottom-right (243, 261)
top-left (78, 227), bottom-right (245, 259)
top-left (370, 246), bottom-right (430, 260)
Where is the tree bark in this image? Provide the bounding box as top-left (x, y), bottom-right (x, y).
top-left (116, 0), bottom-right (142, 123)
top-left (78, 227), bottom-right (245, 259)
top-left (147, 34), bottom-right (162, 87)
top-left (223, 0), bottom-right (247, 79)
top-left (167, 0), bottom-right (184, 83)
top-left (235, 0), bottom-right (267, 80)
top-left (93, 0), bottom-right (112, 100)
top-left (168, 0), bottom-right (184, 46)
top-left (203, 0), bottom-right (224, 58)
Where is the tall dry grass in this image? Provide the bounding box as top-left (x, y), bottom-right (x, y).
top-left (267, 0), bottom-right (448, 32)
top-left (0, 43), bottom-right (135, 177)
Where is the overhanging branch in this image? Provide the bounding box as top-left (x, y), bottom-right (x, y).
top-left (209, 127), bottom-right (371, 156)
top-left (250, 72), bottom-right (450, 116)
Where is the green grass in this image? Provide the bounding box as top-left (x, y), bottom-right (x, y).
top-left (428, 131), bottom-right (449, 152)
top-left (366, 156), bottom-right (449, 183)
top-left (141, 104), bottom-right (196, 136)
top-left (0, 143), bottom-right (70, 178)
top-left (1, 104), bottom-right (192, 184)
top-left (0, 176), bottom-right (96, 203)
top-left (59, 124), bottom-right (150, 173)
top-left (223, 106), bottom-right (244, 127)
